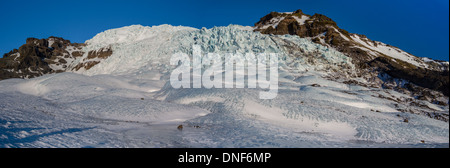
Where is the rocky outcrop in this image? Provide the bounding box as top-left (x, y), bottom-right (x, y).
top-left (255, 10), bottom-right (372, 63)
top-left (0, 37), bottom-right (81, 79)
top-left (0, 36), bottom-right (114, 79)
top-left (254, 9), bottom-right (449, 96)
top-left (369, 57), bottom-right (449, 96)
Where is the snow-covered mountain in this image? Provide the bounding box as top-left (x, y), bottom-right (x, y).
top-left (0, 10), bottom-right (448, 148)
top-left (254, 10), bottom-right (449, 96)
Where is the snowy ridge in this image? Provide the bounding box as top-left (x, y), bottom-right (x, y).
top-left (350, 34), bottom-right (428, 68)
top-left (86, 25), bottom-right (197, 48)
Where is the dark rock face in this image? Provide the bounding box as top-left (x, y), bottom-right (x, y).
top-left (369, 57), bottom-right (449, 96)
top-left (0, 37), bottom-right (85, 80)
top-left (0, 36), bottom-right (114, 80)
top-left (255, 11), bottom-right (369, 63)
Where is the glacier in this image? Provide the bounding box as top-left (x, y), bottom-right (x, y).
top-left (0, 24), bottom-right (448, 148)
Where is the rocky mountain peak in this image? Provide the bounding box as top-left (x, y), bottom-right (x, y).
top-left (254, 9), bottom-right (449, 97)
top-left (0, 36), bottom-right (93, 80)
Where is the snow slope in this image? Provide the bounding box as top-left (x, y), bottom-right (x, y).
top-left (0, 24), bottom-right (448, 148)
top-left (350, 34), bottom-right (429, 68)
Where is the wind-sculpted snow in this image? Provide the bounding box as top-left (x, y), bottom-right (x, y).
top-left (1, 71), bottom-right (447, 147)
top-left (158, 71), bottom-right (448, 146)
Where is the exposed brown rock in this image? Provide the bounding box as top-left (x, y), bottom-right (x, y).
top-left (87, 47), bottom-right (113, 60)
top-left (72, 51), bottom-right (84, 57)
top-left (69, 46), bottom-right (113, 71)
top-left (72, 61), bottom-right (101, 71)
top-left (0, 36), bottom-right (86, 80)
top-left (84, 61), bottom-right (101, 70)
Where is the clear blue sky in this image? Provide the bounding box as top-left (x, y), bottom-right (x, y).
top-left (1, 0), bottom-right (448, 61)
